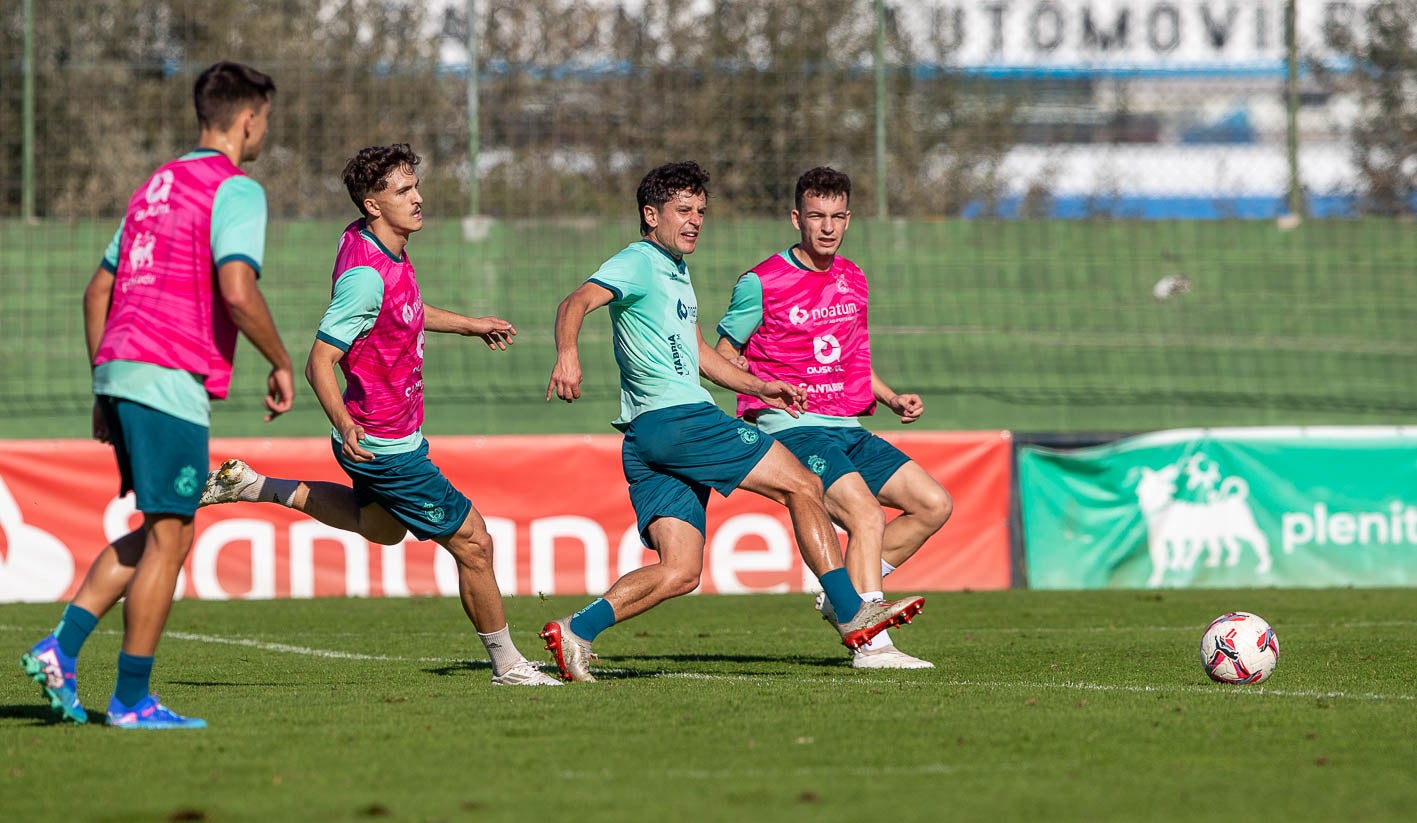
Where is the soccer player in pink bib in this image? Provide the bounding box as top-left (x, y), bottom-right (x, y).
top-left (21, 62), bottom-right (295, 728)
top-left (201, 144), bottom-right (560, 687)
top-left (715, 167), bottom-right (953, 669)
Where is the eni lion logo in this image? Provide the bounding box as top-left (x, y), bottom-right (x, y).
top-left (1133, 453), bottom-right (1271, 588)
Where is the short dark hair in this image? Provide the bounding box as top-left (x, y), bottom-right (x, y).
top-left (342, 144), bottom-right (421, 216)
top-left (636, 161), bottom-right (710, 235)
top-left (795, 166), bottom-right (851, 212)
top-left (194, 61), bottom-right (275, 130)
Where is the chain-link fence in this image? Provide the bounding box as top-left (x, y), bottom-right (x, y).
top-left (1, 0), bottom-right (1414, 435)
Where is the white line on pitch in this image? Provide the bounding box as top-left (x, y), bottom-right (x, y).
top-left (5, 624), bottom-right (1417, 702)
top-left (654, 671), bottom-right (1417, 701)
top-left (556, 761), bottom-right (1031, 781)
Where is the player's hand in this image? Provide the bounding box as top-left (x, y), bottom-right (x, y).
top-left (466, 316), bottom-right (517, 351)
top-left (888, 393), bottom-right (924, 424)
top-left (547, 356), bottom-right (583, 403)
top-left (759, 380), bottom-right (808, 417)
top-left (728, 355), bottom-right (750, 372)
top-left (265, 366), bottom-right (295, 422)
top-left (340, 423), bottom-right (375, 463)
top-left (91, 401), bottom-right (110, 444)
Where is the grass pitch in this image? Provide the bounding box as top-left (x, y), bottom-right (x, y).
top-left (3, 588), bottom-right (1415, 822)
top-left (5, 218), bottom-right (1417, 439)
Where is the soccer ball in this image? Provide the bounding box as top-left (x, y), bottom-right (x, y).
top-left (1199, 612), bottom-right (1279, 684)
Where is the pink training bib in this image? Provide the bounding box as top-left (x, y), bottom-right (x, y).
top-left (95, 153), bottom-right (246, 398)
top-left (737, 250), bottom-right (875, 421)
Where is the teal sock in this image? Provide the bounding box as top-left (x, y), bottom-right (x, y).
top-left (114, 652), bottom-right (154, 708)
top-left (54, 604), bottom-right (99, 658)
top-left (819, 568), bottom-right (863, 623)
top-left (568, 598), bottom-right (616, 642)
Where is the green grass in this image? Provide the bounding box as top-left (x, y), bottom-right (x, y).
top-left (4, 217), bottom-right (1417, 439)
top-left (4, 589), bottom-right (1416, 821)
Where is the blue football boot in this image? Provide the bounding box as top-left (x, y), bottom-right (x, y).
top-left (106, 694), bottom-right (206, 730)
top-left (20, 635), bottom-right (87, 724)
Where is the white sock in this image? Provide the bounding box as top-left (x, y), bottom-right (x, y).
top-left (478, 626), bottom-right (525, 676)
top-left (858, 591), bottom-right (893, 651)
top-left (881, 559), bottom-right (897, 578)
top-left (250, 477), bottom-right (299, 506)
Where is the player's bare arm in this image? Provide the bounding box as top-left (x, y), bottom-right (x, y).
top-left (697, 329), bottom-right (806, 416)
top-left (424, 304), bottom-right (516, 351)
top-left (871, 368), bottom-right (923, 424)
top-left (713, 336), bottom-right (750, 371)
top-left (305, 338), bottom-right (373, 462)
top-left (218, 259), bottom-right (294, 421)
top-left (82, 265), bottom-right (117, 442)
top-left (548, 281), bottom-right (614, 403)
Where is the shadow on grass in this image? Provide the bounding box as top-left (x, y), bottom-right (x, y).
top-left (166, 680), bottom-right (293, 688)
top-left (0, 702), bottom-right (80, 726)
top-left (619, 652), bottom-right (848, 671)
top-left (422, 652), bottom-right (850, 682)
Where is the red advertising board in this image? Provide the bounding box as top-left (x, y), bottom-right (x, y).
top-left (0, 431), bottom-right (1012, 602)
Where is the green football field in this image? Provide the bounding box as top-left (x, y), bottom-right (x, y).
top-left (4, 217), bottom-right (1416, 439)
top-left (3, 589), bottom-right (1415, 822)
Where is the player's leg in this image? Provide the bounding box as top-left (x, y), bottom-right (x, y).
top-left (542, 520), bottom-right (705, 683)
top-left (23, 395), bottom-right (144, 724)
top-left (715, 427), bottom-right (922, 651)
top-left (823, 472), bottom-right (934, 668)
top-left (601, 517), bottom-right (706, 621)
top-left (71, 529), bottom-right (147, 617)
top-left (433, 502), bottom-right (560, 687)
top-left (105, 511), bottom-right (206, 728)
top-left (542, 431), bottom-right (710, 682)
top-left (102, 398), bottom-right (210, 729)
top-left (875, 461), bottom-right (953, 569)
top-left (336, 439), bottom-right (556, 686)
top-left (22, 527), bottom-right (146, 724)
top-left (826, 475), bottom-right (888, 592)
top-left (201, 457), bottom-right (407, 545)
top-left (737, 441), bottom-right (839, 576)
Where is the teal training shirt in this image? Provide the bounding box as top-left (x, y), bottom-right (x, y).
top-left (93, 151), bottom-right (269, 426)
top-left (715, 271), bottom-right (764, 348)
top-left (589, 240), bottom-right (714, 430)
top-left (314, 264), bottom-right (423, 455)
top-left (715, 267), bottom-right (861, 436)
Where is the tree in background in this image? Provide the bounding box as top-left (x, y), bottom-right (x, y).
top-left (2, 0), bottom-right (1013, 219)
top-left (1320, 0), bottom-right (1417, 215)
top-left (0, 0), bottom-right (443, 218)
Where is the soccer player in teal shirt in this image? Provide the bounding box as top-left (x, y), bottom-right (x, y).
top-left (541, 161), bottom-right (926, 682)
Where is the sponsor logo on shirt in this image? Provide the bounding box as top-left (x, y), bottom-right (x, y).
top-left (133, 170), bottom-right (174, 222)
top-left (668, 332), bottom-right (690, 376)
top-left (788, 302), bottom-right (859, 325)
top-left (813, 334), bottom-right (842, 364)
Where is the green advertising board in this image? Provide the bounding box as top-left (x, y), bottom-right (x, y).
top-left (1019, 427), bottom-right (1417, 589)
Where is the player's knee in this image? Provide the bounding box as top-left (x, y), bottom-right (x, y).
top-left (443, 527), bottom-right (494, 571)
top-left (919, 486), bottom-right (954, 531)
top-left (841, 501), bottom-right (886, 538)
top-left (784, 466), bottom-right (825, 501)
top-left (662, 567), bottom-right (701, 598)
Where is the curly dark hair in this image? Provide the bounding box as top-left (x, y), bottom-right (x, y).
top-left (636, 161), bottom-right (710, 235)
top-left (194, 61), bottom-right (275, 131)
top-left (794, 166), bottom-right (851, 212)
top-left (342, 144), bottom-right (421, 215)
